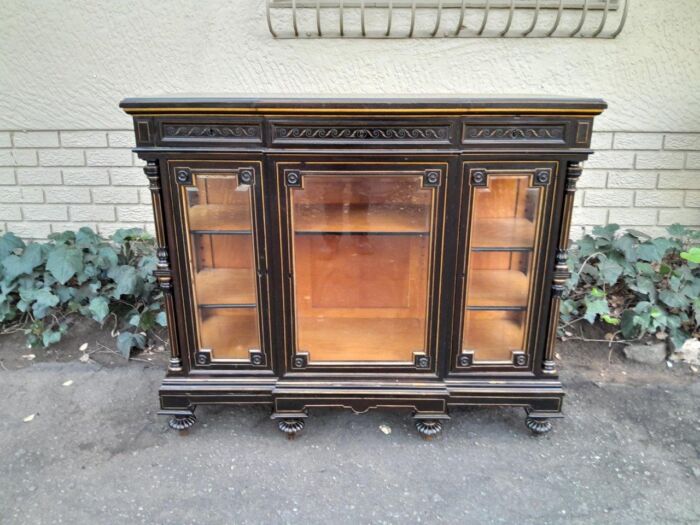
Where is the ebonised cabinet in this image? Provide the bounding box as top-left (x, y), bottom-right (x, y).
top-left (121, 96), bottom-right (606, 437)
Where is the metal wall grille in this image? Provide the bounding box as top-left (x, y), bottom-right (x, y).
top-left (266, 0), bottom-right (629, 38)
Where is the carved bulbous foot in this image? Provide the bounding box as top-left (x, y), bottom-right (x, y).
top-left (278, 418), bottom-right (305, 439)
top-left (415, 419), bottom-right (443, 440)
top-left (525, 416), bottom-right (552, 435)
top-left (168, 413), bottom-right (197, 432)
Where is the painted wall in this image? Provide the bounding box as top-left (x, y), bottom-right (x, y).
top-left (1, 0), bottom-right (699, 238)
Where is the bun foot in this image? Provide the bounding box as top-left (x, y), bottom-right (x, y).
top-left (168, 412), bottom-right (197, 433)
top-left (278, 418), bottom-right (305, 439)
top-left (415, 419), bottom-right (443, 440)
top-left (525, 416), bottom-right (552, 435)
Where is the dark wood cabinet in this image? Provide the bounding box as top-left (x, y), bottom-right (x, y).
top-left (121, 96), bottom-right (605, 437)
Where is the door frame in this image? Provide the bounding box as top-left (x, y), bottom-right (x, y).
top-left (448, 158), bottom-right (562, 377)
top-left (164, 157), bottom-right (275, 375)
top-left (271, 155), bottom-right (456, 377)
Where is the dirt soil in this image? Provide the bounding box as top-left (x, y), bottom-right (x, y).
top-left (1, 318), bottom-right (699, 524)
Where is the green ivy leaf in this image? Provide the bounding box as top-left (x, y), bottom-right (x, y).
top-left (155, 311), bottom-right (167, 327)
top-left (584, 297), bottom-right (610, 324)
top-left (2, 243), bottom-right (44, 281)
top-left (601, 314), bottom-right (620, 326)
top-left (18, 287), bottom-right (60, 319)
top-left (680, 247), bottom-right (700, 264)
top-left (598, 259), bottom-right (623, 285)
top-left (592, 223), bottom-right (619, 239)
top-left (575, 236), bottom-right (597, 258)
top-left (630, 276), bottom-right (657, 301)
top-left (659, 290), bottom-right (689, 309)
top-left (636, 242), bottom-right (662, 263)
top-left (96, 246), bottom-right (118, 270)
top-left (111, 228), bottom-right (149, 246)
top-left (658, 264), bottom-right (672, 276)
top-left (108, 265), bottom-right (141, 298)
top-left (0, 232), bottom-right (25, 260)
top-left (75, 227), bottom-right (100, 248)
top-left (620, 310), bottom-right (637, 338)
top-left (116, 331), bottom-right (146, 358)
top-left (42, 328), bottom-right (62, 347)
top-left (88, 296), bottom-right (110, 323)
top-left (590, 287), bottom-right (605, 298)
top-left (613, 234), bottom-right (637, 261)
top-left (666, 223), bottom-right (687, 238)
top-left (48, 230), bottom-right (76, 244)
top-left (46, 245), bottom-right (84, 284)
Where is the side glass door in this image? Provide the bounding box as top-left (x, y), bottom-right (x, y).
top-left (277, 161), bottom-right (448, 373)
top-left (452, 161), bottom-right (558, 373)
top-left (169, 160), bottom-right (270, 370)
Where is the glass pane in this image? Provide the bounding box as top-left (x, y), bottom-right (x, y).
top-left (466, 252), bottom-right (532, 308)
top-left (471, 176), bottom-right (539, 249)
top-left (462, 310), bottom-right (525, 362)
top-left (199, 308), bottom-right (260, 360)
top-left (463, 173), bottom-right (541, 364)
top-left (192, 234), bottom-right (256, 305)
top-left (291, 174), bottom-right (432, 363)
top-left (186, 174), bottom-right (252, 232)
top-left (184, 174), bottom-right (260, 361)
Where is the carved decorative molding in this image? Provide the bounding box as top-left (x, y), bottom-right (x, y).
top-left (463, 125), bottom-right (566, 143)
top-left (163, 124), bottom-right (262, 140)
top-left (566, 162), bottom-right (583, 192)
top-left (195, 349), bottom-right (212, 366)
top-left (413, 352), bottom-right (430, 369)
top-left (512, 351), bottom-right (528, 367)
top-left (457, 352), bottom-right (474, 368)
top-left (292, 352), bottom-right (308, 369)
top-left (272, 124), bottom-right (451, 143)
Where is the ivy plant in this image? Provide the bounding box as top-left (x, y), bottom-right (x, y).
top-left (561, 223), bottom-right (700, 349)
top-left (0, 227), bottom-right (166, 357)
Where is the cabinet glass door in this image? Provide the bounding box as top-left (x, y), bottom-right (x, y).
top-left (174, 162), bottom-right (268, 368)
top-left (455, 163), bottom-right (555, 370)
top-left (279, 164), bottom-right (445, 370)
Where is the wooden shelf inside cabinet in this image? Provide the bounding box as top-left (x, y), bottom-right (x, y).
top-left (467, 269), bottom-right (529, 308)
top-left (294, 204), bottom-right (430, 234)
top-left (195, 268), bottom-right (257, 306)
top-left (471, 218), bottom-right (535, 250)
top-left (299, 316), bottom-right (423, 362)
top-left (188, 204), bottom-right (252, 233)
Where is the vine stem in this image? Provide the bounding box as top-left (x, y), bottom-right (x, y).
top-left (574, 251), bottom-right (604, 283)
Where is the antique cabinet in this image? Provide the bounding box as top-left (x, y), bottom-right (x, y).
top-left (120, 96), bottom-right (605, 437)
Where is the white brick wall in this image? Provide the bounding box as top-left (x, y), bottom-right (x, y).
top-left (0, 129), bottom-right (153, 239)
top-left (572, 131), bottom-right (700, 239)
top-left (0, 129), bottom-right (699, 240)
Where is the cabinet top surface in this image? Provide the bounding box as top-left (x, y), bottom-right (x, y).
top-left (120, 95), bottom-right (606, 115)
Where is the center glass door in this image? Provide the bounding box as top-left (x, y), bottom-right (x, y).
top-left (277, 161), bottom-right (447, 372)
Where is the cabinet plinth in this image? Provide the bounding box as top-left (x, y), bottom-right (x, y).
top-left (121, 95), bottom-right (605, 435)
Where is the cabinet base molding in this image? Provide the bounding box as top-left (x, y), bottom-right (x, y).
top-left (159, 377), bottom-right (563, 436)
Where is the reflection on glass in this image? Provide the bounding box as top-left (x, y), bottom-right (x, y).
top-left (462, 174), bottom-right (541, 364)
top-left (291, 175), bottom-right (432, 363)
top-left (185, 174), bottom-right (260, 360)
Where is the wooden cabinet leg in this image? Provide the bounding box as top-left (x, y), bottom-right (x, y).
top-left (525, 415), bottom-right (553, 435)
top-left (413, 412), bottom-right (449, 440)
top-left (277, 418), bottom-right (305, 439)
top-left (168, 409), bottom-right (197, 433)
